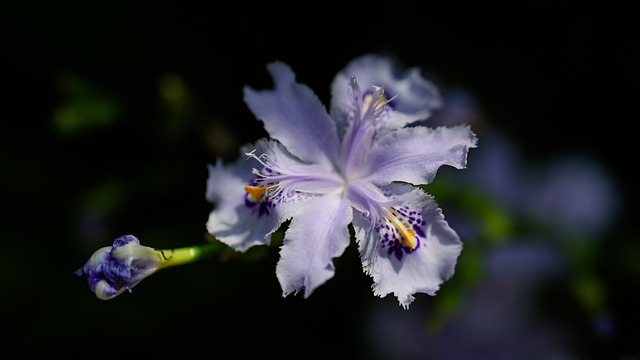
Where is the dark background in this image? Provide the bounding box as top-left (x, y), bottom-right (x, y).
top-left (1, 2), bottom-right (638, 359)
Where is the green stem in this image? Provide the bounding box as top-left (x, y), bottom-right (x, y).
top-left (157, 242), bottom-right (224, 270)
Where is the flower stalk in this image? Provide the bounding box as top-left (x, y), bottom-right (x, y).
top-left (156, 243), bottom-right (221, 270)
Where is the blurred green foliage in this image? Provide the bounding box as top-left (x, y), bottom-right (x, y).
top-left (53, 73), bottom-right (122, 136)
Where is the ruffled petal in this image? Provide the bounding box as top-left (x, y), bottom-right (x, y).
top-left (353, 183), bottom-right (462, 309)
top-left (364, 124), bottom-right (478, 186)
top-left (275, 193), bottom-right (353, 298)
top-left (206, 140), bottom-right (292, 252)
top-left (330, 54), bottom-right (442, 136)
top-left (243, 61), bottom-right (340, 167)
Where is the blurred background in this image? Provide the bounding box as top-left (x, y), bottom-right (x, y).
top-left (2, 2), bottom-right (638, 359)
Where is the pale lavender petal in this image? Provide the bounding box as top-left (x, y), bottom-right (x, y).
top-left (330, 54), bottom-right (442, 136)
top-left (354, 183), bottom-right (462, 309)
top-left (275, 193), bottom-right (353, 298)
top-left (365, 125), bottom-right (477, 186)
top-left (243, 61), bottom-right (340, 166)
top-left (206, 140), bottom-right (290, 251)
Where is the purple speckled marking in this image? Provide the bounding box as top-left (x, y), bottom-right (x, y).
top-left (377, 206), bottom-right (426, 261)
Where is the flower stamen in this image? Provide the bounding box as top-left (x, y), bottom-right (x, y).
top-left (244, 185), bottom-right (267, 202)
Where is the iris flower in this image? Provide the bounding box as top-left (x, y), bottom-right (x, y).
top-left (206, 54), bottom-right (477, 308)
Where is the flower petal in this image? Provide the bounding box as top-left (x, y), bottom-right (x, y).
top-left (275, 193), bottom-right (353, 298)
top-left (206, 140), bottom-right (291, 251)
top-left (353, 183), bottom-right (462, 309)
top-left (365, 124), bottom-right (478, 186)
top-left (330, 54), bottom-right (442, 135)
top-left (243, 61), bottom-right (340, 166)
